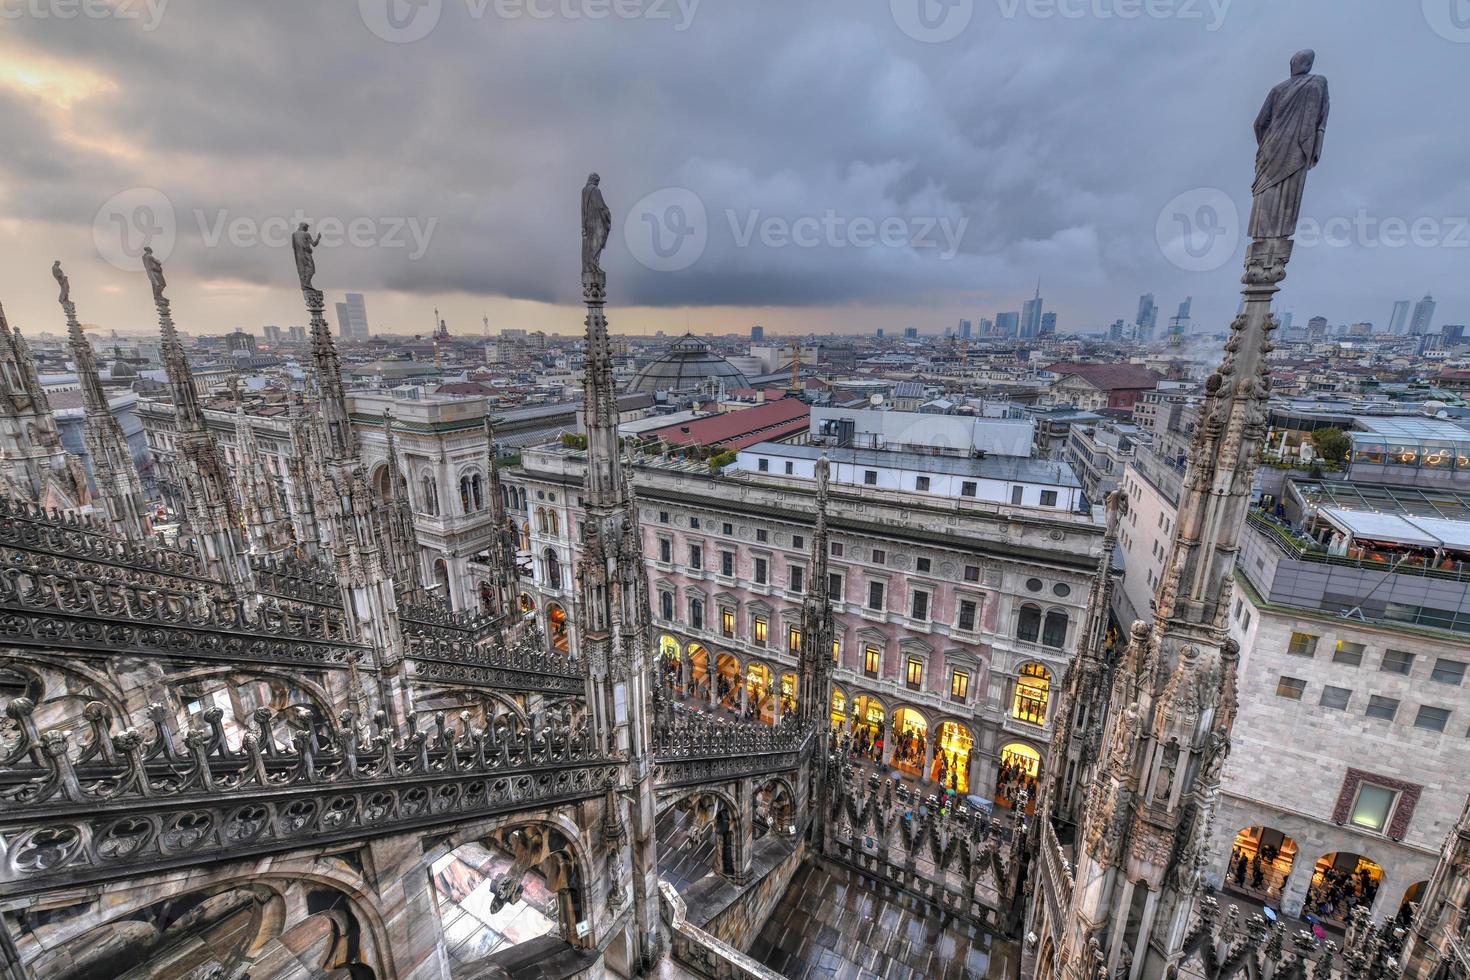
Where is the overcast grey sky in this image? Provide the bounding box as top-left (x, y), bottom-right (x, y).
top-left (0, 0), bottom-right (1465, 338)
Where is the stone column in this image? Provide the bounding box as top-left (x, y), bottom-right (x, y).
top-left (923, 733), bottom-right (938, 785)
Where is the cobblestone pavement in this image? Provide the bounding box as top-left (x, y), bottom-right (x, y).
top-left (749, 860), bottom-right (996, 980)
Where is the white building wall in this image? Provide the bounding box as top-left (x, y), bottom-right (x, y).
top-left (1207, 595), bottom-right (1470, 923)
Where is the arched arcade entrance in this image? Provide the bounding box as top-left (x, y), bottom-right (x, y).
top-left (1306, 852), bottom-right (1384, 926)
top-left (1224, 826), bottom-right (1298, 905)
top-left (998, 742), bottom-right (1041, 812)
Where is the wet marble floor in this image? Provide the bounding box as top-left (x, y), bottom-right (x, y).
top-left (749, 861), bottom-right (996, 980)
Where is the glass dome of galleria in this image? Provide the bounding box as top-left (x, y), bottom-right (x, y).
top-left (630, 334), bottom-right (750, 394)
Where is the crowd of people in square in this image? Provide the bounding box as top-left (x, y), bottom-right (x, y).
top-left (997, 756), bottom-right (1038, 809)
top-left (1306, 863), bottom-right (1380, 923)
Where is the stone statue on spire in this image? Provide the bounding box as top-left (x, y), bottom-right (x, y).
top-left (581, 173), bottom-right (611, 278)
top-left (292, 222), bottom-right (323, 293)
top-left (142, 246), bottom-right (167, 302)
top-left (51, 261), bottom-right (69, 304)
top-left (1250, 49), bottom-right (1329, 240)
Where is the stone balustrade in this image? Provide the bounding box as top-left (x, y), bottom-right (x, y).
top-left (0, 697), bottom-right (618, 894)
top-left (659, 879), bottom-right (788, 980)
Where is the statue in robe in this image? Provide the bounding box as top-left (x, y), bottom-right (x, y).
top-left (51, 261), bottom-right (69, 304)
top-left (292, 222), bottom-right (323, 291)
top-left (1249, 49), bottom-right (1329, 240)
top-left (142, 247), bottom-right (167, 302)
top-left (581, 173), bottom-right (611, 276)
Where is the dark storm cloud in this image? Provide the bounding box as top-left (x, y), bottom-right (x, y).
top-left (3, 0), bottom-right (1466, 328)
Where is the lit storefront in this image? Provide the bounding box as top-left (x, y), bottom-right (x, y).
top-left (934, 721), bottom-right (973, 793)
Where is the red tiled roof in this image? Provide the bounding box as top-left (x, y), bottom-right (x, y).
top-left (645, 397), bottom-right (810, 451)
top-left (1044, 362), bottom-right (1163, 391)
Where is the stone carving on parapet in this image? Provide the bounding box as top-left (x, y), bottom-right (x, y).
top-left (0, 697), bottom-right (618, 892)
top-left (0, 495), bottom-right (206, 579)
top-left (405, 623), bottom-right (583, 695)
top-left (1177, 897), bottom-right (1404, 980)
top-left (0, 565), bottom-right (370, 668)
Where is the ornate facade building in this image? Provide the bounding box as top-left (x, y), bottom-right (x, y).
top-left (507, 441), bottom-right (1102, 807)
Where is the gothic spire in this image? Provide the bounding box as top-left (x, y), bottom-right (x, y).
top-left (1045, 54), bottom-right (1332, 979)
top-left (377, 409), bottom-right (424, 603)
top-left (283, 386), bottom-right (323, 557)
top-left (484, 415), bottom-right (521, 619)
top-left (140, 248), bottom-right (251, 591)
top-left (291, 222), bottom-right (405, 676)
top-left (797, 454), bottom-right (835, 732)
top-left (229, 375), bottom-right (294, 556)
top-left (54, 263), bottom-right (150, 538)
top-left (574, 172), bottom-right (662, 970)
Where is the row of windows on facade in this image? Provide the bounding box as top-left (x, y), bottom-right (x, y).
top-left (655, 530), bottom-right (994, 582)
top-left (410, 472), bottom-right (488, 517)
top-left (1274, 675), bottom-right (1462, 735)
top-left (654, 574), bottom-right (1063, 647)
top-left (647, 508), bottom-right (1078, 603)
top-left (748, 459), bottom-right (1062, 506)
top-left (1286, 631), bottom-right (1467, 685)
top-left (660, 630), bottom-right (1055, 726)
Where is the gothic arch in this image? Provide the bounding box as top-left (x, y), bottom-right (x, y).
top-left (409, 686), bottom-right (529, 729)
top-left (368, 461), bottom-right (391, 501)
top-left (664, 785), bottom-right (747, 878)
top-left (0, 655), bottom-right (129, 733)
top-left (16, 865), bottom-right (394, 980)
top-left (423, 811), bottom-right (597, 946)
top-left (752, 775), bottom-right (797, 840)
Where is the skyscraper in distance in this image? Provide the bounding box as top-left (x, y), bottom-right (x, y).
top-left (1020, 280), bottom-right (1043, 338)
top-left (1410, 293), bottom-right (1437, 335)
top-left (1388, 299), bottom-right (1411, 335)
top-left (958, 319), bottom-right (972, 339)
top-left (334, 293), bottom-right (369, 339)
top-left (1040, 312), bottom-right (1056, 336)
top-left (995, 312), bottom-right (1020, 338)
top-left (751, 325), bottom-right (764, 341)
top-left (1135, 293), bottom-right (1158, 341)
